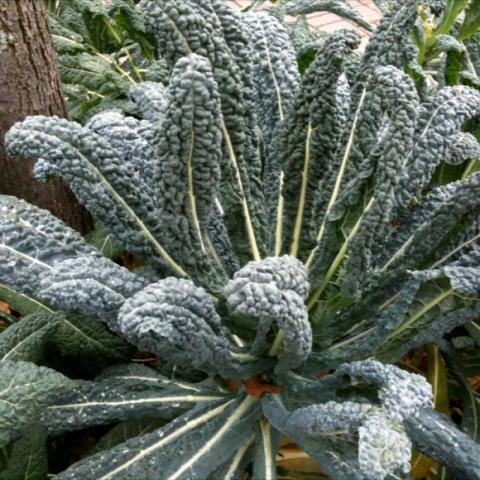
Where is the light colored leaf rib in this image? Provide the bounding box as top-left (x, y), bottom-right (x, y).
top-left (290, 124), bottom-right (314, 257)
top-left (168, 395), bottom-right (258, 480)
top-left (229, 351), bottom-right (259, 362)
top-left (41, 131), bottom-right (188, 277)
top-left (431, 231), bottom-right (480, 269)
top-left (95, 52), bottom-right (136, 85)
top-left (381, 233), bottom-right (414, 270)
top-left (275, 172), bottom-right (285, 256)
top-left (100, 234), bottom-right (113, 254)
top-left (260, 419), bottom-right (274, 480)
top-left (326, 327), bottom-right (376, 352)
top-left (47, 395), bottom-right (225, 410)
top-left (1, 330), bottom-right (44, 361)
top-left (61, 318), bottom-right (114, 352)
top-left (0, 378), bottom-right (69, 398)
top-left (187, 125), bottom-right (206, 253)
top-left (220, 121), bottom-right (261, 261)
top-left (432, 346), bottom-right (440, 406)
top-left (98, 400), bottom-right (233, 480)
top-left (306, 88), bottom-right (368, 268)
top-left (223, 434), bottom-right (255, 480)
top-left (111, 376), bottom-right (202, 392)
top-left (387, 288), bottom-right (454, 339)
top-left (51, 34), bottom-right (84, 50)
top-left (0, 243), bottom-right (52, 270)
top-left (25, 452), bottom-right (34, 480)
top-left (167, 15), bottom-right (193, 54)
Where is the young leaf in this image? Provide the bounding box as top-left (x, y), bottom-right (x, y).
top-left (225, 256), bottom-right (311, 372)
top-left (155, 54), bottom-right (227, 288)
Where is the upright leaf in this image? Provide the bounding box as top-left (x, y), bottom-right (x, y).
top-left (138, 0), bottom-right (269, 262)
top-left (243, 12), bottom-right (300, 255)
top-left (280, 30), bottom-right (361, 259)
top-left (155, 54), bottom-right (227, 288)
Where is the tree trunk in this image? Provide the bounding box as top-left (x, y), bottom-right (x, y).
top-left (0, 0), bottom-right (93, 233)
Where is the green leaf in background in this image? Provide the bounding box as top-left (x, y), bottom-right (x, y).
top-left (52, 314), bottom-right (132, 362)
top-left (0, 424), bottom-right (48, 480)
top-left (0, 361), bottom-right (74, 448)
top-left (0, 312), bottom-right (60, 363)
top-left (459, 0), bottom-right (480, 40)
top-left (85, 221), bottom-right (123, 259)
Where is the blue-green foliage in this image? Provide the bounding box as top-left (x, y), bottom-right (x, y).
top-left (1, 1), bottom-right (480, 478)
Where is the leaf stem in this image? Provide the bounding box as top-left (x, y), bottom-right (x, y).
top-left (269, 330), bottom-right (284, 356)
top-left (275, 172), bottom-right (285, 256)
top-left (462, 159), bottom-right (479, 180)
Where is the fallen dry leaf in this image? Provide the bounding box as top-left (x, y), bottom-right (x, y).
top-left (0, 302), bottom-right (11, 314)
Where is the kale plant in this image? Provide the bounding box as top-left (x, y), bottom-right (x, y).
top-left (46, 0), bottom-right (161, 121)
top-left (1, 0), bottom-right (480, 478)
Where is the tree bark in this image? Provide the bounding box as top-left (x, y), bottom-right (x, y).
top-left (0, 0), bottom-right (93, 233)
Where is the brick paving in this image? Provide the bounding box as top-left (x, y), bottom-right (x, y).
top-left (228, 0), bottom-right (383, 47)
